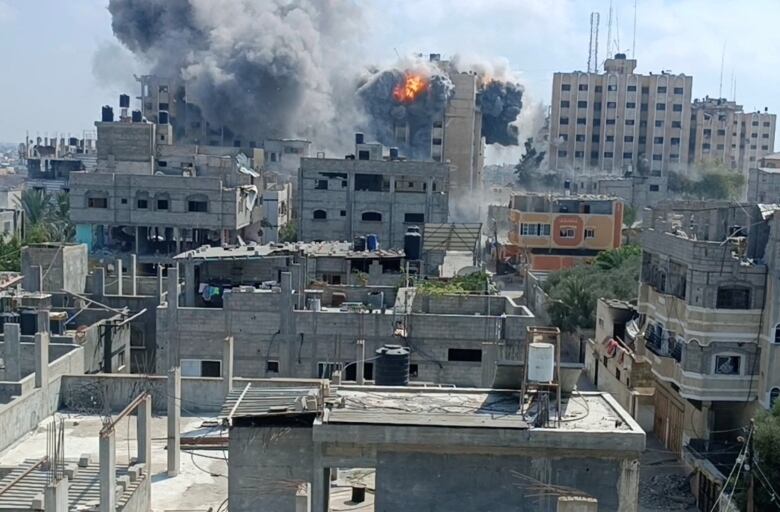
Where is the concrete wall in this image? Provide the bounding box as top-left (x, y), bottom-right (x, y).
top-left (0, 341), bottom-right (78, 380)
top-left (21, 244), bottom-right (88, 294)
top-left (0, 377), bottom-right (63, 452)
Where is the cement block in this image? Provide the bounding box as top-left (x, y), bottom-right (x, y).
top-left (127, 466), bottom-right (140, 482)
top-left (31, 493), bottom-right (44, 510)
top-left (64, 463), bottom-right (78, 480)
top-left (78, 453), bottom-right (91, 468)
top-left (117, 474), bottom-right (130, 492)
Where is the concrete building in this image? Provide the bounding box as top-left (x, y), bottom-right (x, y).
top-left (565, 173), bottom-right (667, 212)
top-left (549, 54), bottom-right (693, 175)
top-left (746, 152), bottom-right (780, 202)
top-left (259, 183), bottom-right (292, 244)
top-left (636, 201), bottom-right (780, 459)
top-left (689, 97), bottom-right (776, 174)
top-left (69, 106), bottom-right (262, 266)
top-left (222, 384), bottom-right (644, 512)
top-left (261, 138), bottom-right (312, 176)
top-left (158, 267), bottom-right (534, 386)
top-left (500, 193), bottom-right (623, 272)
top-left (24, 135), bottom-right (97, 193)
top-left (298, 137), bottom-right (450, 249)
top-left (441, 69), bottom-right (484, 197)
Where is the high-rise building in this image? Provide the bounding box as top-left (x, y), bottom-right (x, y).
top-left (549, 54), bottom-right (692, 176)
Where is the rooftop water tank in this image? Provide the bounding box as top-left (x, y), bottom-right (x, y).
top-left (527, 342), bottom-right (555, 382)
top-left (374, 344), bottom-right (410, 386)
top-left (101, 106), bottom-right (114, 122)
top-left (353, 235), bottom-right (366, 252)
top-left (404, 228), bottom-right (422, 261)
top-left (159, 111), bottom-right (170, 125)
top-left (366, 234), bottom-right (379, 252)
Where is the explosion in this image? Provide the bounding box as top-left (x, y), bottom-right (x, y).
top-left (393, 73), bottom-right (428, 104)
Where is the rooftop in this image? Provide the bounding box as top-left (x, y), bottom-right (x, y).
top-left (174, 242), bottom-right (404, 261)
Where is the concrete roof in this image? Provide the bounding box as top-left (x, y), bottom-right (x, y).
top-left (175, 242), bottom-right (404, 261)
top-left (422, 223), bottom-right (482, 252)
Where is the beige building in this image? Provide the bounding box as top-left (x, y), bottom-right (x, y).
top-left (549, 54), bottom-right (693, 176)
top-left (689, 97), bottom-right (776, 173)
top-left (441, 71), bottom-right (484, 197)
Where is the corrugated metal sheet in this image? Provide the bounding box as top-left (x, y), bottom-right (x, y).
top-left (219, 385), bottom-right (321, 421)
top-left (423, 223), bottom-right (482, 252)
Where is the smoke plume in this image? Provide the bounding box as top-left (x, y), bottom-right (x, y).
top-left (105, 0), bottom-right (363, 150)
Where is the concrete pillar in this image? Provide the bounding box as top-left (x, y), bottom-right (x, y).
top-left (95, 267), bottom-right (106, 298)
top-left (99, 430), bottom-right (116, 512)
top-left (167, 266), bottom-right (179, 309)
top-left (156, 265), bottom-right (164, 305)
top-left (3, 323), bottom-right (21, 381)
top-left (28, 265), bottom-right (43, 293)
top-left (34, 331), bottom-right (49, 388)
top-left (557, 496), bottom-right (598, 512)
top-left (310, 467), bottom-right (330, 512)
top-left (44, 478), bottom-right (69, 512)
top-left (480, 341), bottom-right (498, 387)
top-left (130, 254), bottom-right (137, 296)
top-left (37, 310), bottom-right (49, 334)
top-left (184, 260), bottom-right (196, 307)
top-left (175, 227), bottom-right (181, 254)
top-left (167, 367), bottom-right (181, 476)
top-left (136, 395), bottom-right (152, 466)
top-left (223, 336), bottom-right (234, 397)
top-left (295, 483), bottom-right (311, 512)
top-left (166, 266), bottom-right (179, 370)
top-left (116, 258), bottom-right (123, 296)
top-left (356, 339), bottom-right (365, 385)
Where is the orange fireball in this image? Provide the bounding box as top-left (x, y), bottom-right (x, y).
top-left (393, 72), bottom-right (428, 103)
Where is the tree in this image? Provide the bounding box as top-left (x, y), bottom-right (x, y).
top-left (668, 164), bottom-right (745, 201)
top-left (744, 403), bottom-right (780, 510)
top-left (46, 192), bottom-right (74, 242)
top-left (17, 189), bottom-right (50, 231)
top-left (279, 222), bottom-right (297, 243)
top-left (594, 244), bottom-right (641, 271)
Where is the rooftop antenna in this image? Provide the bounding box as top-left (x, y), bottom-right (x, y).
top-left (615, 8), bottom-right (621, 54)
top-left (718, 41), bottom-right (726, 99)
top-left (632, 0), bottom-right (637, 59)
top-left (606, 1), bottom-right (613, 59)
top-left (730, 69), bottom-right (736, 101)
top-left (588, 12), bottom-right (600, 72)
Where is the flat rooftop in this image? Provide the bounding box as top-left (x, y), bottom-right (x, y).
top-left (0, 413), bottom-right (226, 511)
top-left (175, 241), bottom-right (404, 261)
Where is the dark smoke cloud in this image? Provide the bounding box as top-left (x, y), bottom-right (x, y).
top-left (479, 80), bottom-right (523, 146)
top-left (105, 0), bottom-right (363, 149)
top-left (356, 69), bottom-right (453, 159)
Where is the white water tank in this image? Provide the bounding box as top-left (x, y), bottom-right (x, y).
top-left (528, 342), bottom-right (555, 382)
top-left (308, 297), bottom-right (321, 312)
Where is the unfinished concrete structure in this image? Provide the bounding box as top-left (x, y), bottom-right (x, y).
top-left (24, 134), bottom-right (97, 193)
top-left (298, 136), bottom-right (450, 249)
top-left (222, 384), bottom-right (644, 512)
top-left (564, 173), bottom-right (667, 212)
top-left (69, 101), bottom-right (263, 266)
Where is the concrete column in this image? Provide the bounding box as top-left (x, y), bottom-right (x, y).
top-left (480, 341), bottom-right (498, 387)
top-left (557, 496), bottom-right (598, 511)
top-left (3, 323), bottom-right (21, 381)
top-left (295, 483), bottom-right (311, 512)
top-left (27, 265), bottom-right (42, 293)
top-left (37, 310), bottom-right (49, 334)
top-left (166, 266), bottom-right (179, 370)
top-left (44, 478), bottom-right (69, 512)
top-left (356, 339), bottom-right (365, 385)
top-left (116, 258), bottom-right (123, 296)
top-left (134, 226), bottom-right (140, 256)
top-left (167, 367), bottom-right (181, 476)
top-left (136, 395), bottom-right (152, 466)
top-left (184, 260), bottom-right (196, 307)
top-left (130, 254), bottom-right (137, 296)
top-left (34, 331), bottom-right (49, 388)
top-left (156, 265), bottom-right (164, 305)
top-left (95, 267), bottom-right (106, 298)
top-left (310, 466), bottom-right (330, 512)
top-left (175, 227), bottom-right (181, 254)
top-left (167, 266), bottom-right (179, 309)
top-left (99, 430), bottom-right (116, 512)
top-left (223, 336), bottom-right (234, 397)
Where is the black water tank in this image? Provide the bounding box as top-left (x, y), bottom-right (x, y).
top-left (101, 106), bottom-right (114, 122)
top-left (353, 235), bottom-right (366, 252)
top-left (68, 137), bottom-right (78, 146)
top-left (131, 110), bottom-right (143, 122)
top-left (19, 309), bottom-right (37, 335)
top-left (404, 228), bottom-right (422, 261)
top-left (159, 111), bottom-right (169, 125)
top-left (355, 132), bottom-right (364, 145)
top-left (374, 345), bottom-right (410, 386)
top-left (389, 147), bottom-right (399, 160)
top-left (0, 312), bottom-right (19, 333)
top-left (119, 94), bottom-right (130, 108)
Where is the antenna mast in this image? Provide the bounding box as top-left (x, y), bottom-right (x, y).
top-left (718, 41), bottom-right (726, 98)
top-left (588, 12), bottom-right (600, 72)
top-left (606, 1), bottom-right (613, 59)
top-left (632, 0), bottom-right (637, 58)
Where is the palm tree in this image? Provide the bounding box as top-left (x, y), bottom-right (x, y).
top-left (46, 192), bottom-right (74, 242)
top-left (16, 189), bottom-right (50, 241)
top-left (594, 245), bottom-right (641, 271)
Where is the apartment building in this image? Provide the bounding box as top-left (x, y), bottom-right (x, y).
top-left (298, 135), bottom-right (450, 249)
top-left (501, 193), bottom-right (623, 272)
top-left (549, 54), bottom-right (692, 175)
top-left (689, 97), bottom-right (776, 173)
top-left (636, 201), bottom-right (780, 457)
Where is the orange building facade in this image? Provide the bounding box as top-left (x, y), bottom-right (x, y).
top-left (502, 194), bottom-right (623, 272)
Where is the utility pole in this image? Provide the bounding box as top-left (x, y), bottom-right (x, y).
top-left (747, 418), bottom-right (755, 512)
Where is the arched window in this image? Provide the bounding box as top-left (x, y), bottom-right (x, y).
top-left (770, 387), bottom-right (780, 409)
top-left (313, 209), bottom-right (327, 220)
top-left (155, 193), bottom-right (170, 211)
top-left (361, 211), bottom-right (382, 222)
top-left (716, 286), bottom-right (751, 309)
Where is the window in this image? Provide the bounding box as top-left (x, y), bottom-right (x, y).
top-left (575, 134), bottom-right (586, 142)
top-left (592, 135), bottom-right (600, 142)
top-left (410, 364), bottom-right (419, 378)
top-left (87, 194), bottom-right (108, 209)
top-left (656, 103), bottom-right (666, 111)
top-left (673, 104), bottom-right (683, 112)
top-left (717, 129), bottom-right (726, 136)
top-left (361, 211), bottom-right (382, 222)
top-left (615, 368), bottom-right (621, 381)
top-left (717, 144), bottom-right (725, 150)
top-left (764, 121), bottom-right (771, 127)
top-left (340, 210), bottom-right (346, 217)
top-left (606, 135), bottom-right (615, 142)
top-left (602, 355), bottom-right (609, 367)
top-left (559, 117), bottom-right (569, 125)
top-left (358, 150), bottom-right (370, 160)
top-left (626, 102), bottom-right (636, 109)
top-left (313, 209), bottom-right (327, 220)
top-left (649, 184), bottom-right (660, 192)
top-left (187, 195), bottom-right (208, 213)
top-left (641, 86), bottom-right (649, 94)
top-left (655, 120), bottom-right (664, 128)
top-left (773, 324), bottom-right (780, 344)
top-left (752, 121), bottom-right (759, 126)
top-left (674, 87), bottom-right (684, 94)
top-left (577, 100), bottom-right (587, 108)
top-left (672, 121), bottom-right (681, 128)
top-left (559, 227), bottom-right (575, 238)
top-left (520, 223), bottom-right (551, 237)
top-left (578, 84), bottom-right (588, 91)
top-left (607, 101), bottom-right (616, 109)
top-left (584, 228), bottom-right (595, 239)
top-left (594, 102), bottom-right (601, 110)
top-left (763, 133), bottom-right (770, 138)
top-left (751, 133), bottom-right (759, 138)
top-left (762, 145), bottom-right (769, 150)
top-left (716, 286), bottom-right (751, 309)
top-left (448, 348), bottom-right (482, 362)
top-left (156, 194), bottom-right (169, 210)
top-left (671, 137), bottom-right (680, 145)
top-left (561, 84), bottom-right (571, 91)
top-left (604, 151), bottom-right (614, 158)
top-left (181, 359), bottom-right (221, 377)
top-left (607, 84), bottom-right (617, 92)
top-left (606, 119), bottom-right (616, 125)
top-left (432, 138), bottom-right (442, 145)
top-left (560, 134), bottom-right (569, 141)
top-left (654, 137), bottom-right (664, 144)
top-left (623, 152), bottom-right (633, 159)
top-left (625, 119), bottom-right (635, 126)
top-left (354, 173), bottom-right (388, 192)
top-left (266, 360), bottom-right (280, 373)
top-left (137, 199), bottom-right (148, 209)
top-left (713, 355), bottom-right (741, 375)
top-left (317, 362), bottom-right (342, 378)
top-left (558, 150), bottom-right (568, 158)
top-left (315, 179), bottom-right (328, 190)
top-left (577, 118), bottom-right (587, 125)
top-left (574, 151), bottom-right (584, 158)
top-left (595, 85), bottom-right (603, 93)
top-left (560, 100), bottom-right (570, 108)
top-left (404, 213), bottom-right (424, 223)
top-left (657, 86), bottom-right (667, 93)
top-left (703, 143), bottom-right (711, 150)
top-left (120, 198), bottom-right (127, 205)
top-left (653, 154), bottom-right (662, 161)
top-left (627, 85), bottom-right (637, 92)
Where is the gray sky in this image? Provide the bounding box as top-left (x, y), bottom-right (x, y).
top-left (1, 0), bottom-right (778, 155)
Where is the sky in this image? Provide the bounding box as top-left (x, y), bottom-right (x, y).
top-left (1, 0), bottom-right (779, 157)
